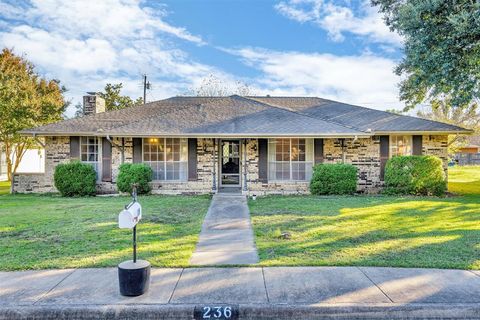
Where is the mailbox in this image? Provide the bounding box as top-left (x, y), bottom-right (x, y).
top-left (118, 202), bottom-right (142, 229)
top-left (117, 185), bottom-right (150, 297)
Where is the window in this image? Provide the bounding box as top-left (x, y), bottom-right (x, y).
top-left (390, 135), bottom-right (412, 157)
top-left (143, 138), bottom-right (188, 181)
top-left (268, 138), bottom-right (313, 181)
top-left (80, 137), bottom-right (100, 174)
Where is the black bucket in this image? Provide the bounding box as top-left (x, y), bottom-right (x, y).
top-left (118, 260), bottom-right (151, 296)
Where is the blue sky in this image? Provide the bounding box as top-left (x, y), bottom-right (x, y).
top-left (0, 0), bottom-right (404, 116)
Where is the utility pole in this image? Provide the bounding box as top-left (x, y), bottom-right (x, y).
top-left (143, 74), bottom-right (151, 104)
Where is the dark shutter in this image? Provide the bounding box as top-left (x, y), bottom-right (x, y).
top-left (258, 139), bottom-right (268, 183)
top-left (70, 136), bottom-right (80, 160)
top-left (413, 135), bottom-right (423, 155)
top-left (380, 136), bottom-right (389, 181)
top-left (102, 138), bottom-right (112, 182)
top-left (132, 138), bottom-right (142, 163)
top-left (188, 138), bottom-right (198, 181)
top-left (314, 138), bottom-right (324, 165)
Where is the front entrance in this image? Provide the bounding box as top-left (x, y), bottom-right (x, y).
top-left (220, 140), bottom-right (241, 187)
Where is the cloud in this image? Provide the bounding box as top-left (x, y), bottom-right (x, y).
top-left (0, 0), bottom-right (216, 116)
top-left (229, 47), bottom-right (404, 110)
top-left (274, 0), bottom-right (402, 46)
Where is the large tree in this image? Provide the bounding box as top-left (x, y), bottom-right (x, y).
top-left (74, 83), bottom-right (143, 117)
top-left (0, 48), bottom-right (67, 180)
top-left (100, 83), bottom-right (143, 111)
top-left (373, 0), bottom-right (480, 110)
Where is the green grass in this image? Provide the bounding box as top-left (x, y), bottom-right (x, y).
top-left (0, 194), bottom-right (211, 270)
top-left (0, 181), bottom-right (10, 195)
top-left (249, 166), bottom-right (480, 269)
top-left (448, 165), bottom-right (480, 195)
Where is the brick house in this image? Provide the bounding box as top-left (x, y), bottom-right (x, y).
top-left (15, 94), bottom-right (471, 195)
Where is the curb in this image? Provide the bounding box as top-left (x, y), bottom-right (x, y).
top-left (1, 303), bottom-right (480, 320)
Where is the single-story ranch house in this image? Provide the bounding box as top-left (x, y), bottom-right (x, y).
top-left (16, 94), bottom-right (471, 195)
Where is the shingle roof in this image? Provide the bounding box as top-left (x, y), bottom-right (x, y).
top-left (22, 95), bottom-right (472, 137)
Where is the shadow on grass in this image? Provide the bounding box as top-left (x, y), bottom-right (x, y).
top-left (251, 195), bottom-right (480, 269)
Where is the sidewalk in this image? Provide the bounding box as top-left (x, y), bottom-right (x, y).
top-left (1, 266), bottom-right (480, 319)
top-left (190, 194), bottom-right (259, 265)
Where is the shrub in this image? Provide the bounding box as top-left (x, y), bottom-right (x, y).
top-left (384, 155), bottom-right (446, 196)
top-left (117, 163), bottom-right (153, 195)
top-left (310, 163), bottom-right (357, 195)
top-left (54, 161), bottom-right (97, 197)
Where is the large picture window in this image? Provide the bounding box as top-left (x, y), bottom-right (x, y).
top-left (390, 135), bottom-right (412, 157)
top-left (80, 137), bottom-right (99, 174)
top-left (143, 138), bottom-right (188, 181)
top-left (268, 138), bottom-right (313, 181)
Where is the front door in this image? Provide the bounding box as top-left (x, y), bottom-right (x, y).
top-left (220, 140), bottom-right (240, 187)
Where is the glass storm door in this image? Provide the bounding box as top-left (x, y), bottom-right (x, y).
top-left (220, 140), bottom-right (240, 186)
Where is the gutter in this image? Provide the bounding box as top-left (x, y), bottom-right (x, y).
top-left (32, 134), bottom-right (46, 148)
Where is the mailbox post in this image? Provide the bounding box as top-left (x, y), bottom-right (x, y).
top-left (117, 184), bottom-right (151, 296)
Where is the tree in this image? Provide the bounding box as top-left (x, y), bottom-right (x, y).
top-left (0, 48), bottom-right (66, 180)
top-left (373, 0), bottom-right (480, 110)
top-left (190, 74), bottom-right (254, 96)
top-left (417, 98), bottom-right (479, 153)
top-left (99, 83), bottom-right (143, 111)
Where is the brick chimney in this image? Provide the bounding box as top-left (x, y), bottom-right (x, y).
top-left (83, 92), bottom-right (106, 115)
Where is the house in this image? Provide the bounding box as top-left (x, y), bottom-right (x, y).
top-left (15, 93), bottom-right (471, 195)
top-left (0, 144), bottom-right (44, 182)
top-left (454, 136), bottom-right (480, 165)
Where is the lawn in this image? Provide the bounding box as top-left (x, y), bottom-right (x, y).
top-left (0, 181), bottom-right (10, 195)
top-left (448, 165), bottom-right (480, 194)
top-left (0, 194), bottom-right (211, 270)
top-left (249, 166), bottom-right (480, 269)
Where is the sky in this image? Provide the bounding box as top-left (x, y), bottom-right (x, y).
top-left (0, 0), bottom-right (405, 117)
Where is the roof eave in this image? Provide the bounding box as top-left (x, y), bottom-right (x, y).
top-left (21, 131), bottom-right (372, 138)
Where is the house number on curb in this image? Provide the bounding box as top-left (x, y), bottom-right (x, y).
top-left (194, 305), bottom-right (239, 320)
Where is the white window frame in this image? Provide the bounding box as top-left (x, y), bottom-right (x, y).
top-left (268, 138), bottom-right (313, 182)
top-left (390, 135), bottom-right (413, 157)
top-left (80, 136), bottom-right (101, 180)
top-left (142, 138), bottom-right (188, 182)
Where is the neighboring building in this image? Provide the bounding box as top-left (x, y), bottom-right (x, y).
top-left (0, 145), bottom-right (44, 181)
top-left (16, 94), bottom-right (472, 194)
top-left (455, 136), bottom-right (480, 165)
top-left (0, 145), bottom-right (7, 181)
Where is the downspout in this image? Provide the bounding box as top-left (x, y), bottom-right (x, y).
top-left (243, 139), bottom-right (247, 192)
top-left (33, 133), bottom-right (46, 148)
top-left (212, 139), bottom-right (217, 192)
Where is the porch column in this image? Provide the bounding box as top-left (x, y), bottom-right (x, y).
top-left (212, 138), bottom-right (217, 192)
top-left (243, 139), bottom-right (248, 192)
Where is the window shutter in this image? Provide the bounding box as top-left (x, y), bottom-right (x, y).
top-left (258, 139), bottom-right (268, 183)
top-left (70, 136), bottom-right (80, 160)
top-left (314, 138), bottom-right (324, 165)
top-left (413, 135), bottom-right (423, 155)
top-left (379, 135), bottom-right (389, 181)
top-left (188, 138), bottom-right (197, 181)
top-left (132, 138), bottom-right (142, 163)
top-left (102, 138), bottom-right (112, 182)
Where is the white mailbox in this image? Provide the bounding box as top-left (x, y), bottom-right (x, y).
top-left (118, 202), bottom-right (142, 229)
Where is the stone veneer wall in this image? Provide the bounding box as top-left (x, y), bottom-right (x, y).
top-left (422, 135), bottom-right (449, 178)
top-left (245, 137), bottom-right (382, 195)
top-left (13, 135), bottom-right (448, 195)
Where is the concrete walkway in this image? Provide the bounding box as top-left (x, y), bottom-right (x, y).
top-left (1, 267), bottom-right (480, 319)
top-left (190, 194), bottom-right (259, 265)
